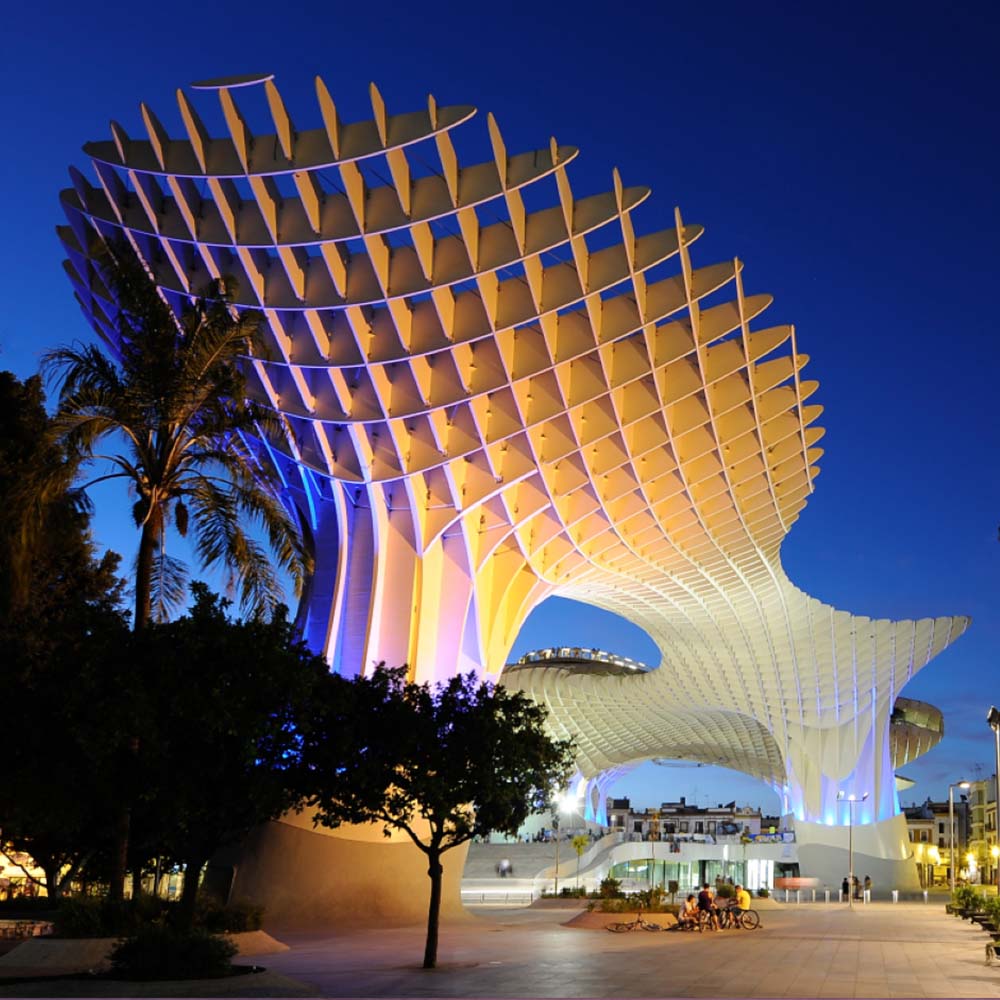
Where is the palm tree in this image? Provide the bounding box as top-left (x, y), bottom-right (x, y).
top-left (44, 243), bottom-right (312, 899)
top-left (45, 244), bottom-right (309, 629)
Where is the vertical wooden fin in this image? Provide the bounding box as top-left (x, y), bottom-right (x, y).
top-left (315, 76), bottom-right (342, 158)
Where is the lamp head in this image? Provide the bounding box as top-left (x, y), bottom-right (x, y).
top-left (960, 781), bottom-right (971, 790)
top-left (988, 706), bottom-right (1000, 729)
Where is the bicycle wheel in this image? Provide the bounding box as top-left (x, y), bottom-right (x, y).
top-left (607, 922), bottom-right (632, 933)
top-left (642, 921), bottom-right (662, 931)
top-left (740, 909), bottom-right (760, 930)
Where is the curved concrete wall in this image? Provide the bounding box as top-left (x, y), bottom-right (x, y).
top-left (230, 814), bottom-right (470, 928)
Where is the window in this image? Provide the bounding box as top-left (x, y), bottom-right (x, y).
top-left (633, 821), bottom-right (643, 833)
top-left (695, 822), bottom-right (704, 834)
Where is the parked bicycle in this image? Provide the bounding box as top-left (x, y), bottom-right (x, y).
top-left (606, 907), bottom-right (663, 932)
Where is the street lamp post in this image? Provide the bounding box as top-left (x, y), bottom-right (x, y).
top-left (988, 708), bottom-right (1000, 893)
top-left (949, 780), bottom-right (971, 895)
top-left (553, 812), bottom-right (560, 896)
top-left (837, 790), bottom-right (869, 909)
top-left (552, 791), bottom-right (572, 896)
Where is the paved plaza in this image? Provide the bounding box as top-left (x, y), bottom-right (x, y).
top-left (257, 901), bottom-right (1000, 998)
top-left (5, 900), bottom-right (1000, 997)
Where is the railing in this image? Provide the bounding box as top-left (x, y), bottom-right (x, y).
top-left (461, 890), bottom-right (535, 906)
top-left (512, 647), bottom-right (651, 672)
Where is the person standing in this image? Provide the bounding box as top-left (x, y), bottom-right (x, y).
top-left (863, 874), bottom-right (872, 898)
top-left (841, 876), bottom-right (850, 901)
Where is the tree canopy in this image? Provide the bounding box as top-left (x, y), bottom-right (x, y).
top-left (0, 371), bottom-right (131, 898)
top-left (301, 666), bottom-right (575, 967)
top-left (130, 584), bottom-right (326, 926)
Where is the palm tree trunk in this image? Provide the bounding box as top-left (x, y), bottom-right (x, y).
top-left (134, 518), bottom-right (156, 630)
top-left (423, 848), bottom-right (443, 969)
top-left (108, 520), bottom-right (156, 902)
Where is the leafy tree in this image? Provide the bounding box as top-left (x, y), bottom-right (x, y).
top-left (0, 371), bottom-right (131, 898)
top-left (43, 243), bottom-right (312, 899)
top-left (301, 667), bottom-right (575, 968)
top-left (132, 585), bottom-right (324, 928)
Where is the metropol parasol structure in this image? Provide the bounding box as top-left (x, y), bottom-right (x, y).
top-left (59, 72), bottom-right (967, 906)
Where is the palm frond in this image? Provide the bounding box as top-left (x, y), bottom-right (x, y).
top-left (145, 549), bottom-right (190, 623)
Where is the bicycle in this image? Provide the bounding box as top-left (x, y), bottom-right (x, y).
top-left (606, 908), bottom-right (663, 932)
top-left (718, 905), bottom-right (760, 930)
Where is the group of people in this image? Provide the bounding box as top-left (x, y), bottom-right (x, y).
top-left (679, 882), bottom-right (752, 931)
top-left (841, 874), bottom-right (872, 900)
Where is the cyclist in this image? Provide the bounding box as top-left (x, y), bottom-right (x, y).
top-left (732, 884), bottom-right (752, 927)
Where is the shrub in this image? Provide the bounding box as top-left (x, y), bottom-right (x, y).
top-left (598, 897), bottom-right (631, 913)
top-left (599, 877), bottom-right (622, 898)
top-left (716, 883), bottom-right (735, 899)
top-left (0, 897), bottom-right (55, 916)
top-left (598, 890), bottom-right (677, 914)
top-left (557, 886), bottom-right (587, 898)
top-left (195, 899), bottom-right (264, 933)
top-left (54, 896), bottom-right (174, 937)
top-left (634, 886), bottom-right (666, 910)
top-left (53, 899), bottom-right (142, 938)
top-left (756, 888), bottom-right (769, 898)
top-left (109, 926), bottom-right (237, 980)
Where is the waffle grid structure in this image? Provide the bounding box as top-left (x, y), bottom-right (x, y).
top-left (59, 74), bottom-right (967, 829)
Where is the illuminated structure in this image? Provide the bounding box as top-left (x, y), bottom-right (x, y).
top-left (59, 74), bottom-right (967, 893)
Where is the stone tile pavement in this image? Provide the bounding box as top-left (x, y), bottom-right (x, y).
top-left (3, 901), bottom-right (1000, 997)
top-left (260, 901), bottom-right (1000, 998)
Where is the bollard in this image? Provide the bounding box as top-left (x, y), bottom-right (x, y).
top-left (796, 889), bottom-right (801, 904)
top-left (923, 890), bottom-right (929, 904)
top-left (825, 889), bottom-right (830, 904)
top-left (863, 889), bottom-right (870, 904)
top-left (892, 889), bottom-right (899, 904)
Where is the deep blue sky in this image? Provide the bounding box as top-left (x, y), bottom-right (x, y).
top-left (4, 1), bottom-right (998, 815)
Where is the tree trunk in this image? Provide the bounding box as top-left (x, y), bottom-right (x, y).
top-left (108, 804), bottom-right (130, 903)
top-left (107, 520), bottom-right (156, 902)
top-left (134, 517), bottom-right (156, 630)
top-left (129, 853), bottom-right (144, 903)
top-left (41, 864), bottom-right (62, 902)
top-left (178, 855), bottom-right (207, 931)
top-left (423, 848), bottom-right (443, 969)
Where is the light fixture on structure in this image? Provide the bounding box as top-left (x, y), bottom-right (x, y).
top-left (552, 790), bottom-right (574, 896)
top-left (837, 790), bottom-right (869, 909)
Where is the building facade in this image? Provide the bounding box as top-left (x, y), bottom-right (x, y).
top-left (59, 72), bottom-right (968, 914)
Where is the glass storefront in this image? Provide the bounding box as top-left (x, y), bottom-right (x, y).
top-left (608, 858), bottom-right (757, 890)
